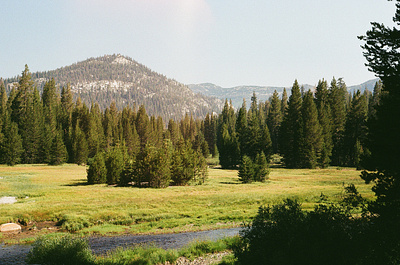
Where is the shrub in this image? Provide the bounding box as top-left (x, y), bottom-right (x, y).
top-left (26, 235), bottom-right (95, 265)
top-left (233, 199), bottom-right (364, 265)
top-left (57, 214), bottom-right (91, 232)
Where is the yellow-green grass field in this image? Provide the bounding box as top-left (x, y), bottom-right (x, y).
top-left (0, 164), bottom-right (374, 238)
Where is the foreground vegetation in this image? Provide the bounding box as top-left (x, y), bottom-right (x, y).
top-left (27, 234), bottom-right (238, 265)
top-left (0, 164), bottom-right (373, 238)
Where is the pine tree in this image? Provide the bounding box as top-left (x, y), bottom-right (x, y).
top-left (49, 129), bottom-right (68, 165)
top-left (254, 152), bottom-right (270, 182)
top-left (171, 139), bottom-right (196, 186)
top-left (60, 84), bottom-right (73, 133)
top-left (281, 88), bottom-right (288, 114)
top-left (250, 92), bottom-right (258, 115)
top-left (204, 113), bottom-right (217, 157)
top-left (261, 124), bottom-right (273, 161)
top-left (236, 100), bottom-right (248, 158)
top-left (87, 152), bottom-right (107, 184)
top-left (3, 122), bottom-right (23, 166)
top-left (343, 90), bottom-right (368, 168)
top-left (280, 80), bottom-right (303, 168)
top-left (87, 103), bottom-right (105, 158)
top-left (22, 87), bottom-right (44, 163)
top-left (136, 105), bottom-right (150, 149)
top-left (11, 65), bottom-right (35, 126)
top-left (42, 79), bottom-right (60, 163)
top-left (72, 122), bottom-right (88, 165)
top-left (244, 110), bottom-right (269, 160)
top-left (359, 0), bottom-right (400, 220)
top-left (368, 80), bottom-right (383, 120)
top-left (148, 140), bottom-right (172, 188)
top-left (315, 79), bottom-right (333, 168)
top-left (193, 131), bottom-right (209, 158)
top-left (105, 146), bottom-right (125, 185)
top-left (10, 66), bottom-right (44, 163)
top-left (267, 90), bottom-right (282, 154)
top-left (300, 90), bottom-right (323, 168)
top-left (0, 79), bottom-right (6, 155)
top-left (238, 155), bottom-right (255, 183)
top-left (120, 107), bottom-right (138, 157)
top-left (217, 100), bottom-right (240, 168)
top-left (329, 77), bottom-right (348, 166)
top-left (119, 158), bottom-right (136, 186)
top-left (103, 101), bottom-right (120, 149)
top-left (166, 119), bottom-right (180, 146)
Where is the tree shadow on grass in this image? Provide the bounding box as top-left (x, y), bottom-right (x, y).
top-left (63, 179), bottom-right (91, 186)
top-left (220, 181), bottom-right (242, 185)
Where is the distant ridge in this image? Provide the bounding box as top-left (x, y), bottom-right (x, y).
top-left (189, 79), bottom-right (380, 108)
top-left (4, 54), bottom-right (223, 121)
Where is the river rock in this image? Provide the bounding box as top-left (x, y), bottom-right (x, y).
top-left (0, 223), bottom-right (22, 233)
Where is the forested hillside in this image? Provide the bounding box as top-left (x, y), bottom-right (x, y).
top-left (3, 54), bottom-right (223, 121)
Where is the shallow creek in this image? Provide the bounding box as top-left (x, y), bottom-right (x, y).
top-left (0, 227), bottom-right (241, 265)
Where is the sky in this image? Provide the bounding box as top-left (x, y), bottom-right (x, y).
top-left (0, 1), bottom-right (396, 88)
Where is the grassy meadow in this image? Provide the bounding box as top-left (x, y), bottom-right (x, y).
top-left (0, 163), bottom-right (374, 237)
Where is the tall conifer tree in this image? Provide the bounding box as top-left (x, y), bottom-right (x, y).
top-left (217, 100), bottom-right (239, 168)
top-left (280, 80), bottom-right (303, 168)
top-left (300, 90), bottom-right (323, 168)
top-left (329, 77), bottom-right (347, 165)
top-left (267, 90), bottom-right (282, 154)
top-left (359, 0), bottom-right (400, 219)
top-left (236, 100), bottom-right (248, 158)
top-left (315, 79), bottom-right (333, 168)
top-left (343, 90), bottom-right (368, 168)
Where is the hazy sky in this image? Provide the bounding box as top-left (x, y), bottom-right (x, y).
top-left (0, 1), bottom-right (396, 87)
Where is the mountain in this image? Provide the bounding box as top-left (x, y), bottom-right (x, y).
top-left (347, 78), bottom-right (380, 94)
top-left (189, 79), bottom-right (380, 109)
top-left (188, 83), bottom-right (314, 108)
top-left (3, 54), bottom-right (223, 121)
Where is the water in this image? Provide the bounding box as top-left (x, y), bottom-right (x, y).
top-left (0, 228), bottom-right (241, 265)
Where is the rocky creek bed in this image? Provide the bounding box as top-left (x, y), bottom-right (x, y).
top-left (0, 228), bottom-right (241, 265)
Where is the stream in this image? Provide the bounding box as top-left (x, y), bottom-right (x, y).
top-left (0, 228), bottom-right (241, 265)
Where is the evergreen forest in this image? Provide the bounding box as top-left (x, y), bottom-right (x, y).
top-left (0, 63), bottom-right (382, 188)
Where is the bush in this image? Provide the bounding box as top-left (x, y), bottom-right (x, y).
top-left (27, 235), bottom-right (95, 265)
top-left (233, 199), bottom-right (365, 265)
top-left (57, 214), bottom-right (91, 232)
top-left (232, 197), bottom-right (400, 265)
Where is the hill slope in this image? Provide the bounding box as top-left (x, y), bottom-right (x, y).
top-left (4, 54), bottom-right (223, 121)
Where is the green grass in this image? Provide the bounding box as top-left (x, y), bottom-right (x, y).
top-left (0, 164), bottom-right (374, 237)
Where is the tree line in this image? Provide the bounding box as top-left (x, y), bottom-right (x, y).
top-left (215, 78), bottom-right (382, 171)
top-left (0, 64), bottom-right (382, 179)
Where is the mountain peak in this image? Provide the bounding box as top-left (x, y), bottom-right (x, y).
top-left (4, 55), bottom-right (222, 121)
top-left (111, 54), bottom-right (135, 66)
